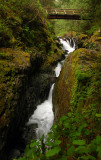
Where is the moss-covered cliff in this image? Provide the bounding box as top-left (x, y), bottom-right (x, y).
top-left (52, 31), bottom-right (101, 159)
top-left (0, 48), bottom-right (30, 148)
top-left (0, 0), bottom-right (63, 158)
top-left (53, 31), bottom-right (101, 121)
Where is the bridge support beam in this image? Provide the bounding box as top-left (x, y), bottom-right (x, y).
top-left (47, 14), bottom-right (85, 20)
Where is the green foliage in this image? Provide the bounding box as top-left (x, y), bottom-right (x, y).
top-left (46, 147), bottom-right (61, 157)
top-left (86, 25), bottom-right (100, 36)
top-left (84, 41), bottom-right (96, 49)
top-left (75, 69), bottom-right (92, 81)
top-left (39, 0), bottom-right (55, 7)
top-left (0, 51), bottom-right (5, 59)
top-left (53, 0), bottom-right (101, 36)
top-left (16, 108), bottom-right (101, 160)
top-left (0, 0), bottom-right (52, 51)
top-left (72, 140), bottom-right (86, 146)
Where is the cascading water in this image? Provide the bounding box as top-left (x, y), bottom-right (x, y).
top-left (27, 84), bottom-right (54, 141)
top-left (60, 38), bottom-right (75, 54)
top-left (54, 63), bottom-right (62, 77)
top-left (27, 37), bottom-right (75, 141)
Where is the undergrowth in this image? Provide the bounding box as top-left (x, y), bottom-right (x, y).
top-left (15, 108), bottom-right (101, 160)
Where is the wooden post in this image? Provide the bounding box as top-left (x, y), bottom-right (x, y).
top-left (46, 9), bottom-right (48, 14)
top-left (64, 10), bottom-right (66, 14)
top-left (55, 9), bottom-right (57, 14)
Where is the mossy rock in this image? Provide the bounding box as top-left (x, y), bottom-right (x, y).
top-left (76, 33), bottom-right (89, 48)
top-left (53, 47), bottom-right (101, 123)
top-left (0, 48), bottom-right (30, 131)
top-left (63, 31), bottom-right (77, 38)
top-left (41, 46), bottom-right (64, 71)
top-left (83, 30), bottom-right (101, 50)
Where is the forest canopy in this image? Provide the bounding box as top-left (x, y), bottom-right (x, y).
top-left (39, 0), bottom-right (101, 36)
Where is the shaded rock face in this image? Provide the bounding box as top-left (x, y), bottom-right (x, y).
top-left (53, 53), bottom-right (74, 122)
top-left (53, 37), bottom-right (101, 123)
top-left (5, 73), bottom-right (54, 160)
top-left (0, 47), bottom-right (59, 160)
top-left (0, 48), bottom-right (31, 159)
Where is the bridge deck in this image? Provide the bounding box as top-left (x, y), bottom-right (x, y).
top-left (48, 14), bottom-right (81, 20)
top-left (45, 8), bottom-right (90, 20)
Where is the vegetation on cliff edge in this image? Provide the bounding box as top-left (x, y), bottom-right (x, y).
top-left (0, 0), bottom-right (63, 156)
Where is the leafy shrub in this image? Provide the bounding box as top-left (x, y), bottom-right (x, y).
top-left (15, 107), bottom-right (101, 160)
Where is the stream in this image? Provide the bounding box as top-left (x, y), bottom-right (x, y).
top-left (27, 37), bottom-right (75, 141)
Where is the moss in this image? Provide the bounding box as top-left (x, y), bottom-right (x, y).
top-left (53, 32), bottom-right (101, 124)
top-left (63, 31), bottom-right (78, 38)
top-left (0, 0), bottom-right (54, 55)
top-left (0, 48), bottom-right (30, 130)
top-left (41, 46), bottom-right (63, 71)
top-left (75, 33), bottom-right (89, 48)
top-left (70, 48), bottom-right (101, 110)
top-left (78, 33), bottom-right (88, 40)
top-left (83, 30), bottom-right (101, 50)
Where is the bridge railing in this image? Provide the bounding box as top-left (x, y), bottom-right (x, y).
top-left (45, 8), bottom-right (89, 15)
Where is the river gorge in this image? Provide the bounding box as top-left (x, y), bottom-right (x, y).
top-left (0, 0), bottom-right (101, 159)
top-left (26, 38), bottom-right (75, 143)
top-left (7, 38), bottom-right (75, 160)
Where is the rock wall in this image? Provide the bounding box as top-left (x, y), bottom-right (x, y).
top-left (53, 31), bottom-right (101, 122)
top-left (0, 45), bottom-right (63, 160)
top-left (0, 1), bottom-right (64, 159)
top-left (0, 48), bottom-right (30, 157)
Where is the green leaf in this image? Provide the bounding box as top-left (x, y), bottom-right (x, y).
top-left (67, 146), bottom-right (75, 157)
top-left (78, 155), bottom-right (96, 160)
top-left (54, 140), bottom-right (61, 145)
top-left (46, 147), bottom-right (61, 157)
top-left (96, 135), bottom-right (101, 144)
top-left (75, 146), bottom-right (88, 154)
top-left (25, 149), bottom-right (34, 158)
top-left (78, 123), bottom-right (87, 132)
top-left (60, 116), bottom-right (67, 124)
top-left (53, 124), bottom-right (58, 129)
top-left (63, 121), bottom-right (70, 129)
top-left (30, 141), bottom-right (40, 148)
top-left (89, 141), bottom-right (96, 152)
top-left (18, 158), bottom-right (26, 160)
top-left (96, 145), bottom-right (101, 157)
top-left (75, 131), bottom-right (81, 137)
top-left (67, 112), bottom-right (72, 117)
top-left (73, 140), bottom-right (86, 146)
top-left (46, 139), bottom-right (54, 146)
top-left (96, 113), bottom-right (101, 117)
top-left (84, 128), bottom-right (91, 135)
top-left (58, 157), bottom-right (68, 160)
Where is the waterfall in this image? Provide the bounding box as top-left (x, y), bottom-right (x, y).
top-left (60, 38), bottom-right (75, 54)
top-left (54, 63), bottom-right (62, 77)
top-left (27, 84), bottom-right (54, 140)
top-left (48, 84), bottom-right (54, 103)
top-left (27, 37), bottom-right (75, 141)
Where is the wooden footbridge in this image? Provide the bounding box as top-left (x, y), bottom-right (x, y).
top-left (45, 8), bottom-right (90, 20)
